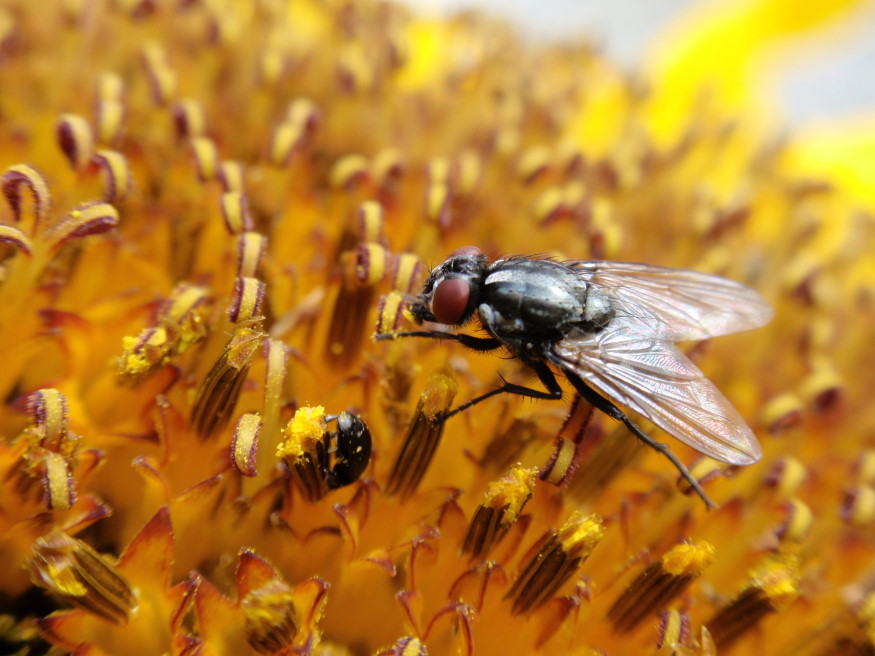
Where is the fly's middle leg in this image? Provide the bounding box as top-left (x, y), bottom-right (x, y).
top-left (438, 360), bottom-right (564, 423)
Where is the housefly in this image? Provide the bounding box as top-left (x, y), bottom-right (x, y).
top-left (377, 246), bottom-right (773, 507)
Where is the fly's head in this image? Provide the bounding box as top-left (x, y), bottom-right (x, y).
top-left (410, 246), bottom-right (487, 326)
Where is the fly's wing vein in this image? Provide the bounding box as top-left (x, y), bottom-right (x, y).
top-left (552, 326), bottom-right (762, 465)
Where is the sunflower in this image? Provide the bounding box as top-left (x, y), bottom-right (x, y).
top-left (1, 0), bottom-right (873, 654)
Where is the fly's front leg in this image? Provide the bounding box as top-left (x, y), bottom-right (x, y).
top-left (439, 360), bottom-right (564, 423)
top-left (562, 370), bottom-right (717, 509)
top-left (375, 331), bottom-right (502, 352)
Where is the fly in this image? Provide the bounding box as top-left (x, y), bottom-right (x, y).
top-left (377, 246), bottom-right (773, 507)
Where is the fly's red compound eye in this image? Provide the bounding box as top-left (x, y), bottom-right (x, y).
top-left (431, 278), bottom-right (470, 325)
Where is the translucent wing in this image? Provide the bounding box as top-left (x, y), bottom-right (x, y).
top-left (551, 324), bottom-right (762, 464)
top-left (570, 261), bottom-right (772, 341)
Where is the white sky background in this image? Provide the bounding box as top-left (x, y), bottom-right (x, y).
top-left (408, 0), bottom-right (875, 124)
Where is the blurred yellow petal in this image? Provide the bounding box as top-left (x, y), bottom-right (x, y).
top-left (645, 0), bottom-right (873, 140)
top-left (784, 115), bottom-right (875, 204)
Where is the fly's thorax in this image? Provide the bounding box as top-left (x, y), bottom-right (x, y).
top-left (476, 261), bottom-right (586, 360)
top-left (483, 259), bottom-right (613, 336)
top-left (477, 301), bottom-right (549, 359)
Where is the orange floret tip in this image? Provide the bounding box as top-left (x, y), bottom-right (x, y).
top-left (541, 395), bottom-right (595, 486)
top-left (92, 150), bottom-right (132, 203)
top-left (56, 114), bottom-right (95, 171)
top-left (96, 98), bottom-right (124, 144)
top-left (269, 120), bottom-right (306, 166)
top-left (229, 276), bottom-right (266, 323)
top-left (232, 413), bottom-right (262, 477)
top-left (764, 456), bottom-right (807, 497)
top-left (330, 154), bottom-right (370, 190)
top-left (27, 388), bottom-right (71, 452)
top-left (172, 99), bottom-right (207, 139)
top-left (761, 393), bottom-right (804, 434)
top-left (47, 201), bottom-right (119, 250)
top-left (43, 451), bottom-right (76, 511)
top-left (377, 290), bottom-right (411, 335)
top-left (218, 160), bottom-right (245, 193)
top-left (656, 610), bottom-right (692, 650)
top-left (2, 163), bottom-right (51, 225)
top-left (141, 43), bottom-right (177, 105)
top-left (356, 200), bottom-right (385, 244)
top-left (221, 192), bottom-right (254, 235)
top-left (349, 242), bottom-right (389, 287)
top-left (286, 97), bottom-right (320, 133)
top-left (371, 148), bottom-right (406, 190)
top-left (190, 136), bottom-right (219, 182)
top-left (0, 223), bottom-right (32, 254)
top-left (842, 485), bottom-right (875, 527)
top-left (774, 498), bottom-right (813, 546)
top-left (392, 253), bottom-right (424, 294)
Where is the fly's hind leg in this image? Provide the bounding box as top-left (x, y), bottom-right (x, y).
top-left (562, 369), bottom-right (717, 509)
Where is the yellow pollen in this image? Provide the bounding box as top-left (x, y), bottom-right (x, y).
top-left (662, 541), bottom-right (716, 577)
top-left (748, 555), bottom-right (801, 611)
top-left (483, 465), bottom-right (538, 522)
top-left (421, 370), bottom-right (459, 420)
top-left (558, 512), bottom-right (605, 556)
top-left (44, 561), bottom-right (88, 597)
top-left (277, 406), bottom-right (327, 458)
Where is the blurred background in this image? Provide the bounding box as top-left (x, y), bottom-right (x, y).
top-left (409, 0), bottom-right (875, 125)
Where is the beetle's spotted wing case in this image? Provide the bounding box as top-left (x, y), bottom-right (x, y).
top-left (551, 324), bottom-right (762, 465)
top-left (570, 261), bottom-right (773, 341)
